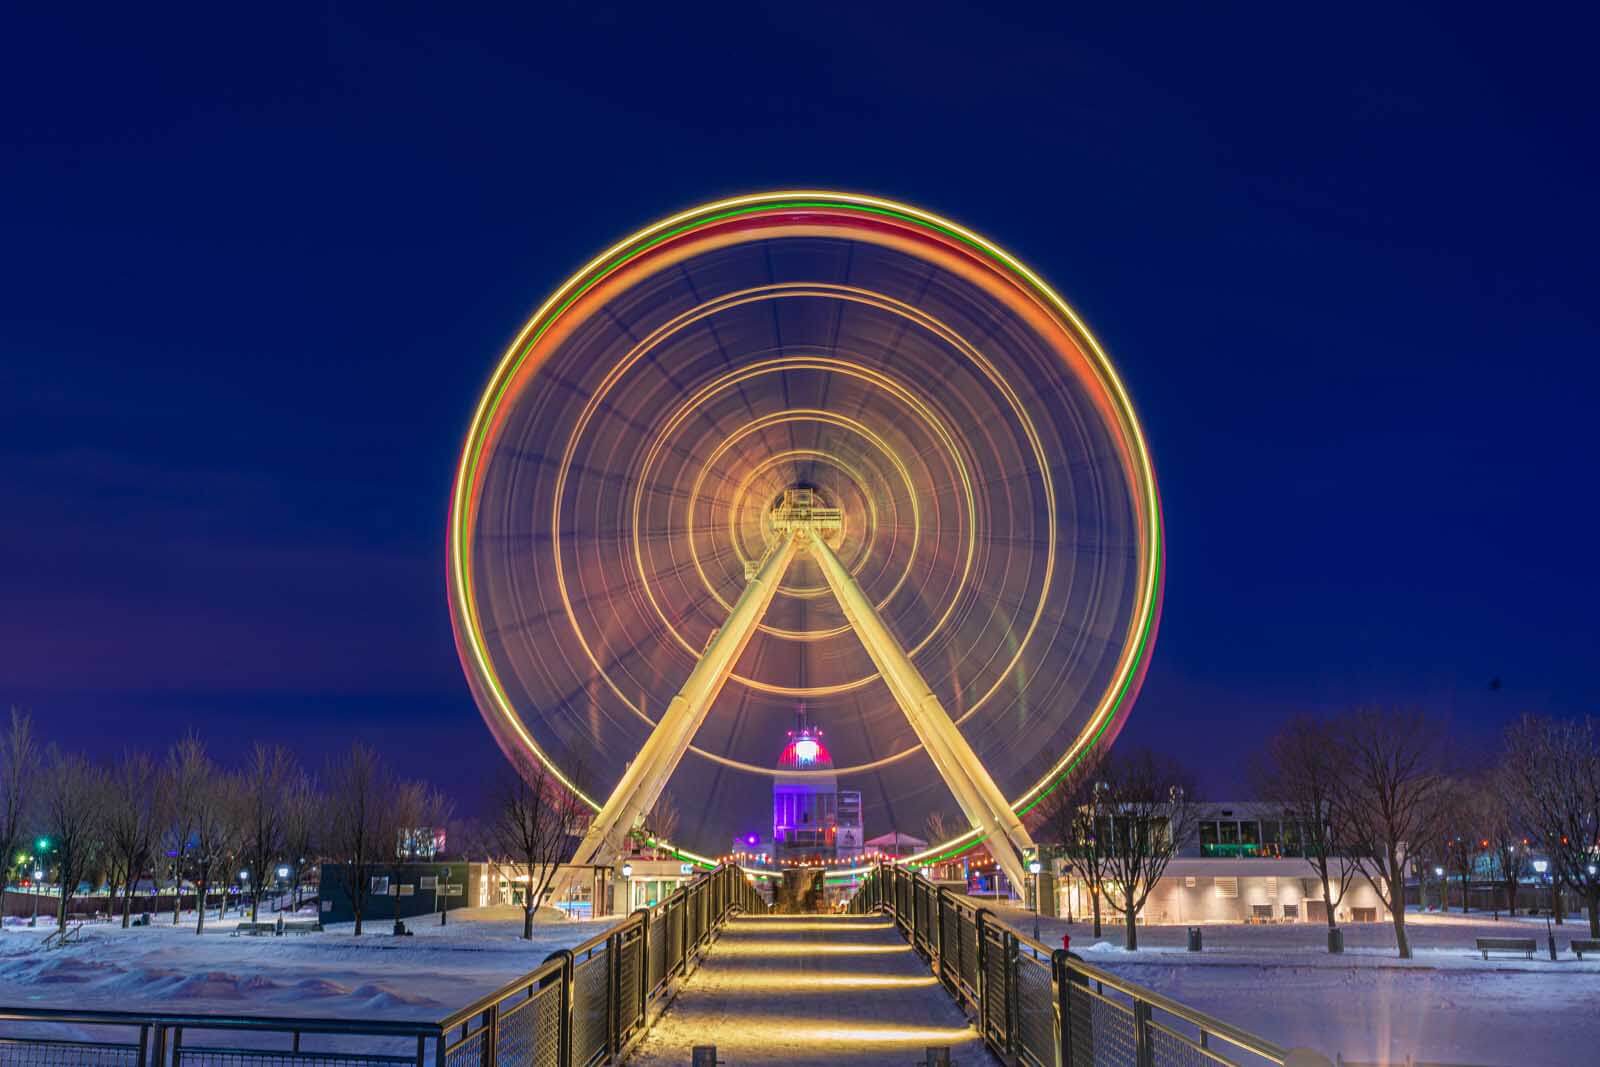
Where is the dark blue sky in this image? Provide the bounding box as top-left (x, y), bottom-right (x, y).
top-left (4, 4), bottom-right (1596, 801)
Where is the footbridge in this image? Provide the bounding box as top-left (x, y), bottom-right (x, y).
top-left (0, 862), bottom-right (1335, 1066)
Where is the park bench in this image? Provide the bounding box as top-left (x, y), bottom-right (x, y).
top-left (1570, 939), bottom-right (1600, 960)
top-left (1475, 936), bottom-right (1537, 960)
top-left (233, 921), bottom-right (275, 937)
top-left (282, 919), bottom-right (322, 935)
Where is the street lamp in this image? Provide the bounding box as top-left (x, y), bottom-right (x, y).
top-left (1533, 859), bottom-right (1556, 960)
top-left (1028, 859), bottom-right (1043, 941)
top-left (621, 863), bottom-right (634, 912)
top-left (30, 868), bottom-right (42, 927)
top-left (1434, 866), bottom-right (1445, 912)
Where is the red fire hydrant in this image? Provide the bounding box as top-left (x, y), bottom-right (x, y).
top-left (1061, 932), bottom-right (1071, 952)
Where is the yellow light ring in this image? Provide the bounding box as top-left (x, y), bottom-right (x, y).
top-left (448, 190), bottom-right (1163, 846)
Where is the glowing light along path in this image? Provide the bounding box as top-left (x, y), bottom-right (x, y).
top-left (627, 915), bottom-right (982, 1066)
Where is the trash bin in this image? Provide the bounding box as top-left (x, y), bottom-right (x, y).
top-left (1187, 926), bottom-right (1202, 952)
top-left (1328, 927), bottom-right (1344, 954)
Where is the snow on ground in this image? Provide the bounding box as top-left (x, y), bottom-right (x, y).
top-left (0, 906), bottom-right (616, 1047)
top-left (982, 901), bottom-right (1599, 1067)
top-left (630, 914), bottom-right (993, 1066)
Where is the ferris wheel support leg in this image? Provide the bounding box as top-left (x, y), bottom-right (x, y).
top-left (804, 531), bottom-right (1036, 896)
top-left (551, 534), bottom-right (803, 898)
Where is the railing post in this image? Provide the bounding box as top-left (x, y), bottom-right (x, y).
top-left (148, 1024), bottom-right (166, 1067)
top-left (974, 908), bottom-right (990, 1045)
top-left (632, 907), bottom-right (651, 1032)
top-left (1004, 929), bottom-right (1020, 1058)
top-left (1052, 949), bottom-right (1071, 1067)
top-left (605, 930), bottom-right (618, 1058)
top-left (548, 948), bottom-right (575, 1067)
top-left (1133, 998), bottom-right (1154, 1067)
top-left (482, 1004), bottom-right (498, 1067)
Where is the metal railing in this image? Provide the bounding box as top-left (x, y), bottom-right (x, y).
top-left (0, 863), bottom-right (767, 1067)
top-left (850, 862), bottom-right (1332, 1067)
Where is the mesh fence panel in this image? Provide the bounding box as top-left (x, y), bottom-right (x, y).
top-left (1067, 985), bottom-right (1139, 1067)
top-left (939, 903), bottom-right (960, 988)
top-left (1150, 1021), bottom-right (1239, 1067)
top-left (958, 912), bottom-right (979, 1001)
top-left (1014, 954), bottom-right (1055, 1067)
top-left (617, 934), bottom-right (643, 1035)
top-left (648, 911), bottom-right (668, 989)
top-left (444, 1027), bottom-right (486, 1067)
top-left (570, 949), bottom-right (609, 1067)
top-left (0, 1039), bottom-right (143, 1066)
top-left (981, 930), bottom-right (1009, 1047)
top-left (176, 1048), bottom-right (417, 1066)
top-left (492, 981), bottom-right (563, 1067)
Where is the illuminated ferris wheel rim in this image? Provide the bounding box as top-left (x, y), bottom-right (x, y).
top-left (447, 190), bottom-right (1165, 871)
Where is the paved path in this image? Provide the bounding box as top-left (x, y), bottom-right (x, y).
top-left (629, 914), bottom-right (992, 1066)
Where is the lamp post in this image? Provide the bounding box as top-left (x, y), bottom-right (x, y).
top-left (1533, 859), bottom-right (1556, 960)
top-left (622, 862), bottom-right (634, 913)
top-left (1433, 866), bottom-right (1445, 912)
top-left (1028, 859), bottom-right (1043, 941)
top-left (30, 868), bottom-right (43, 927)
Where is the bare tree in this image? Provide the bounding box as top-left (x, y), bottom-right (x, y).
top-left (238, 744), bottom-right (295, 922)
top-left (1332, 708), bottom-right (1453, 959)
top-left (1091, 749), bottom-right (1198, 951)
top-left (484, 754), bottom-right (587, 939)
top-left (642, 792), bottom-right (680, 852)
top-left (324, 743), bottom-right (402, 936)
top-left (39, 747), bottom-right (107, 929)
top-left (1032, 759), bottom-right (1114, 936)
top-left (163, 735), bottom-right (209, 925)
top-left (103, 750), bottom-right (167, 928)
top-left (395, 782), bottom-right (456, 860)
top-left (191, 770), bottom-right (242, 934)
top-left (1252, 715), bottom-right (1359, 935)
top-left (1503, 714), bottom-right (1600, 937)
top-left (0, 709), bottom-right (38, 916)
top-left (281, 770), bottom-right (320, 910)
top-left (924, 809), bottom-right (954, 847)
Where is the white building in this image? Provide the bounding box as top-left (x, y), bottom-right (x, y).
top-left (1054, 801), bottom-right (1393, 924)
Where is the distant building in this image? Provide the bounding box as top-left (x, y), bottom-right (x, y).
top-left (318, 861), bottom-right (485, 925)
top-left (771, 710), bottom-right (863, 863)
top-left (1048, 801), bottom-right (1392, 924)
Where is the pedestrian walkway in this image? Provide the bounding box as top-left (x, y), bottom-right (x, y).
top-left (628, 914), bottom-right (991, 1066)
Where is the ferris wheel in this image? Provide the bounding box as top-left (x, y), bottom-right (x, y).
top-left (447, 192), bottom-right (1163, 892)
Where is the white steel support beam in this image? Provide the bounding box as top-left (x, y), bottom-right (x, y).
top-left (552, 533), bottom-right (802, 895)
top-left (802, 529), bottom-right (1036, 893)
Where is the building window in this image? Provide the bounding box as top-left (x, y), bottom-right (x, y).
top-left (1214, 876), bottom-right (1238, 899)
top-left (1220, 822), bottom-right (1239, 846)
top-left (1199, 821), bottom-right (1218, 849)
top-left (1240, 821), bottom-right (1260, 848)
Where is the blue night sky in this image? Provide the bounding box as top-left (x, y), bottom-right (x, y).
top-left (3, 4), bottom-right (1596, 804)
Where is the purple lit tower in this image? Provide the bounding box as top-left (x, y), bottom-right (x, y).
top-left (772, 709), bottom-right (862, 861)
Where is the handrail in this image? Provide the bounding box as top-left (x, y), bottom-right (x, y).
top-left (0, 1004), bottom-right (442, 1037)
top-left (0, 861), bottom-right (769, 1067)
top-left (851, 860), bottom-right (1327, 1067)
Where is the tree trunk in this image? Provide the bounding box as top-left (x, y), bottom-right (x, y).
top-left (1553, 881), bottom-right (1564, 925)
top-left (174, 875), bottom-right (183, 925)
top-left (196, 879), bottom-right (207, 933)
top-left (1587, 892), bottom-right (1599, 938)
top-left (1506, 879), bottom-right (1518, 916)
top-left (1124, 903), bottom-right (1138, 951)
top-left (250, 890), bottom-right (260, 924)
top-left (121, 879), bottom-right (135, 929)
top-left (1388, 870), bottom-right (1410, 959)
top-left (1319, 866), bottom-right (1335, 929)
top-left (523, 904), bottom-right (534, 940)
top-left (1090, 886), bottom-right (1102, 937)
top-left (353, 887), bottom-right (364, 937)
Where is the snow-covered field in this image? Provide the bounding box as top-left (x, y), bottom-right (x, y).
top-left (0, 907), bottom-right (615, 1029)
top-left (985, 903), bottom-right (1599, 1067)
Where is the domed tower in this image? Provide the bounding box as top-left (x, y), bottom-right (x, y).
top-left (773, 708), bottom-right (840, 860)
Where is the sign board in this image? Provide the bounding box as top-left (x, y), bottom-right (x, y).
top-left (399, 885), bottom-right (416, 897)
top-left (387, 885), bottom-right (399, 897)
top-left (445, 883), bottom-right (464, 897)
top-left (419, 876), bottom-right (438, 890)
top-left (321, 900), bottom-right (332, 913)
